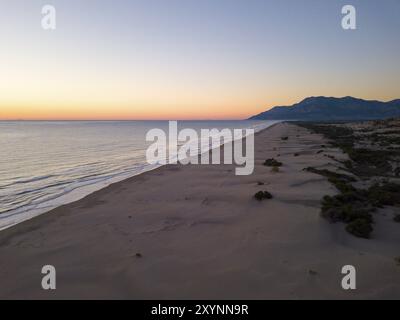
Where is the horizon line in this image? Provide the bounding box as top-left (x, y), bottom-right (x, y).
top-left (0, 118), bottom-right (254, 121)
top-left (2, 95), bottom-right (399, 122)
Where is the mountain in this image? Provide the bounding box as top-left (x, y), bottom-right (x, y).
top-left (248, 96), bottom-right (400, 121)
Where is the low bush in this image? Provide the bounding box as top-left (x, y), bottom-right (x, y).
top-left (271, 166), bottom-right (280, 173)
top-left (264, 158), bottom-right (282, 167)
top-left (254, 191), bottom-right (273, 201)
top-left (345, 219), bottom-right (373, 239)
top-left (367, 182), bottom-right (400, 207)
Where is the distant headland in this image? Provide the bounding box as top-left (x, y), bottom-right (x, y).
top-left (249, 96), bottom-right (400, 121)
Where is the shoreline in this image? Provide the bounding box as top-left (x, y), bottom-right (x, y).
top-left (0, 120), bottom-right (279, 232)
top-left (1, 122), bottom-right (399, 299)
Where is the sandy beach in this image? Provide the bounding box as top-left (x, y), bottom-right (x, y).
top-left (0, 122), bottom-right (399, 299)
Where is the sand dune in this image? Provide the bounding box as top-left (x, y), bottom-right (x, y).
top-left (0, 122), bottom-right (399, 299)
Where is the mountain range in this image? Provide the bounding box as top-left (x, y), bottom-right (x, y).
top-left (248, 96), bottom-right (400, 121)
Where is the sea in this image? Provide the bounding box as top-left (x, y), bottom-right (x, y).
top-left (0, 120), bottom-right (278, 230)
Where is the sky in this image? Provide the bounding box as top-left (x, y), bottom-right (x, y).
top-left (0, 0), bottom-right (399, 120)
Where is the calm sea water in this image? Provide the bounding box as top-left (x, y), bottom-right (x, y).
top-left (0, 120), bottom-right (277, 230)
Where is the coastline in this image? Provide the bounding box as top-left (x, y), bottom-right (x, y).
top-left (1, 122), bottom-right (399, 299)
top-left (0, 120), bottom-right (278, 232)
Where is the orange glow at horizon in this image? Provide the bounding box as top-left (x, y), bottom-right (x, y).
top-left (0, 102), bottom-right (266, 120)
top-left (2, 38), bottom-right (399, 120)
top-left (2, 1), bottom-right (400, 121)
top-left (2, 90), bottom-right (399, 121)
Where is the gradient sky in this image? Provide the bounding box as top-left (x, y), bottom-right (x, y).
top-left (0, 0), bottom-right (399, 120)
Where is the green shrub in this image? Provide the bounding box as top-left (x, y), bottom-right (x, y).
top-left (271, 166), bottom-right (280, 173)
top-left (254, 191), bottom-right (273, 201)
top-left (264, 158), bottom-right (282, 167)
top-left (321, 195), bottom-right (373, 224)
top-left (367, 182), bottom-right (400, 207)
top-left (304, 167), bottom-right (357, 193)
top-left (345, 219), bottom-right (373, 239)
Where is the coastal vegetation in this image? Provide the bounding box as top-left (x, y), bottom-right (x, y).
top-left (263, 158), bottom-right (282, 167)
top-left (297, 119), bottom-right (400, 238)
top-left (271, 166), bottom-right (280, 173)
top-left (254, 191), bottom-right (273, 201)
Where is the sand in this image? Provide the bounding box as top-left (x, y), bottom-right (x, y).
top-left (0, 122), bottom-right (399, 299)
